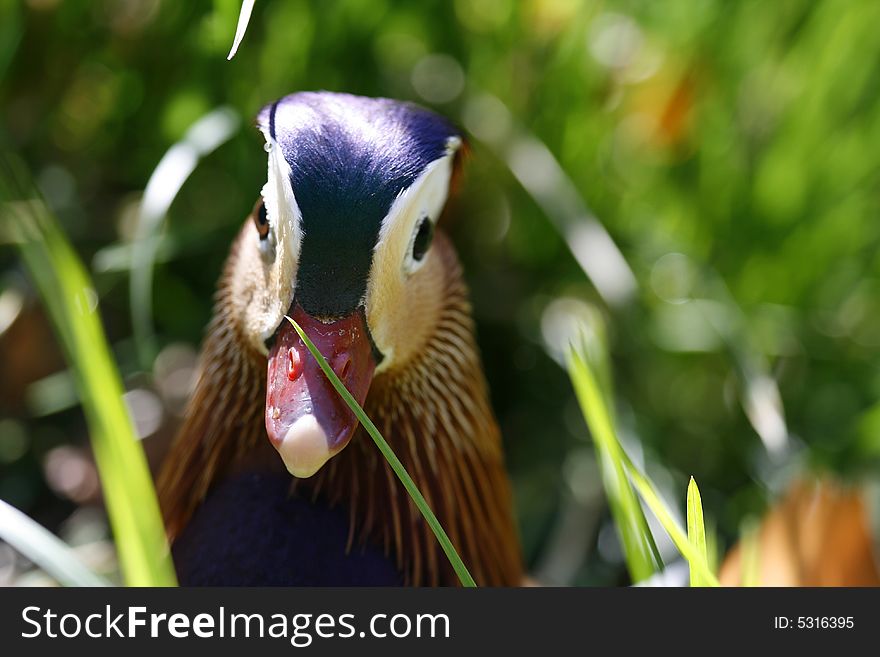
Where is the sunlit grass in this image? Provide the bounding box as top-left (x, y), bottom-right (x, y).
top-left (687, 477), bottom-right (709, 587)
top-left (566, 330), bottom-right (661, 582)
top-left (286, 316), bottom-right (477, 587)
top-left (567, 330), bottom-right (719, 587)
top-left (0, 157), bottom-right (177, 587)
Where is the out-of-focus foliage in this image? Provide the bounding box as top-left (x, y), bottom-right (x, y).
top-left (1, 164), bottom-right (175, 586)
top-left (1, 0), bottom-right (879, 585)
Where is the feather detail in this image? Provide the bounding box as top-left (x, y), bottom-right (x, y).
top-left (157, 232), bottom-right (268, 541)
top-left (300, 236), bottom-right (523, 586)
top-left (157, 224), bottom-right (524, 586)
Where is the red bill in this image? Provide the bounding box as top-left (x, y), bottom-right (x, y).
top-left (265, 304), bottom-right (376, 477)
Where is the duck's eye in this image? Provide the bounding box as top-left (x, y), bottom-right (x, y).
top-left (253, 198), bottom-right (270, 240)
top-left (412, 216), bottom-right (434, 262)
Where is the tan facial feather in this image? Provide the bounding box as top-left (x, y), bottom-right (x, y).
top-left (366, 153), bottom-right (457, 372)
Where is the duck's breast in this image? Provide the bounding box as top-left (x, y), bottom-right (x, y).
top-left (172, 471), bottom-right (403, 586)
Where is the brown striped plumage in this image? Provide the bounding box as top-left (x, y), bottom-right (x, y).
top-left (157, 225), bottom-right (523, 586)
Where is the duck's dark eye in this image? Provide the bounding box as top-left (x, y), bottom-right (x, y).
top-left (412, 216), bottom-right (434, 262)
top-left (253, 198), bottom-right (270, 240)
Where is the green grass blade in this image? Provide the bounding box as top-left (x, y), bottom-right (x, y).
top-left (0, 499), bottom-right (111, 587)
top-left (1, 159), bottom-right (177, 587)
top-left (687, 476), bottom-right (710, 587)
top-left (567, 338), bottom-right (719, 586)
top-left (625, 461), bottom-right (719, 586)
top-left (286, 316), bottom-right (477, 587)
top-left (567, 344), bottom-right (661, 582)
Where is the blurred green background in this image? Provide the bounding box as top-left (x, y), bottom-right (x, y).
top-left (2, 0), bottom-right (879, 585)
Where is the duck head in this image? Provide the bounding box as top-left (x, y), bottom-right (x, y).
top-left (230, 92), bottom-right (463, 478)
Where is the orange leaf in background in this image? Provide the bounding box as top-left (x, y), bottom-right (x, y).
top-left (720, 478), bottom-right (880, 586)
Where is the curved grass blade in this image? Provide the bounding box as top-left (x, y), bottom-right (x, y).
top-left (130, 107), bottom-right (239, 367)
top-left (462, 93), bottom-right (637, 309)
top-left (286, 316), bottom-right (477, 587)
top-left (1, 157), bottom-right (177, 586)
top-left (686, 476), bottom-right (710, 587)
top-left (226, 0), bottom-right (256, 60)
top-left (0, 499), bottom-right (111, 587)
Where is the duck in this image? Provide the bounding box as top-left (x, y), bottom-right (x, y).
top-left (156, 91), bottom-right (524, 586)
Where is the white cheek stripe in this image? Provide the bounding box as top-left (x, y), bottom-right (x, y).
top-left (255, 131), bottom-right (305, 343)
top-left (373, 147), bottom-right (458, 259)
top-left (367, 146), bottom-right (458, 373)
top-left (262, 131), bottom-right (304, 266)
